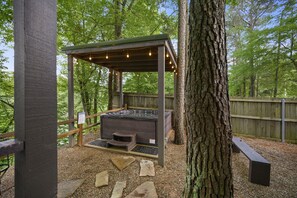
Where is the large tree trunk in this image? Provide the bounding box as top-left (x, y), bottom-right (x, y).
top-left (174, 0), bottom-right (187, 145)
top-left (184, 0), bottom-right (233, 197)
top-left (274, 12), bottom-right (284, 98)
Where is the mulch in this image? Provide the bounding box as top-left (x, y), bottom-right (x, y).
top-left (1, 134), bottom-right (297, 198)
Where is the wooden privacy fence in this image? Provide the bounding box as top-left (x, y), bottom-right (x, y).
top-left (115, 93), bottom-right (297, 143)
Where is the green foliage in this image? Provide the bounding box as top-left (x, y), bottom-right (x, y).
top-left (227, 0), bottom-right (297, 98)
top-left (123, 72), bottom-right (174, 95)
top-left (0, 52), bottom-right (14, 134)
top-left (0, 0), bottom-right (13, 44)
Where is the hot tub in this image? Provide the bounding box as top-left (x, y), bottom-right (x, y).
top-left (100, 109), bottom-right (172, 146)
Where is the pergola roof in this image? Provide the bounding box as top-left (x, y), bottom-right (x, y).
top-left (62, 34), bottom-right (177, 72)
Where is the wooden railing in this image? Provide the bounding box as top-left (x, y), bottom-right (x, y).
top-left (0, 108), bottom-right (122, 142)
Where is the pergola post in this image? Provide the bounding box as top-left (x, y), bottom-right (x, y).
top-left (158, 46), bottom-right (165, 166)
top-left (119, 72), bottom-right (123, 108)
top-left (14, 0), bottom-right (57, 197)
top-left (68, 55), bottom-right (75, 147)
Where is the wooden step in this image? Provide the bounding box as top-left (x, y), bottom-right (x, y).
top-left (107, 139), bottom-right (136, 151)
top-left (113, 132), bottom-right (136, 143)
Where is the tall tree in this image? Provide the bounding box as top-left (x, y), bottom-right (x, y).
top-left (184, 0), bottom-right (233, 197)
top-left (174, 0), bottom-right (187, 145)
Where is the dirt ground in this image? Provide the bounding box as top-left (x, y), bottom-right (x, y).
top-left (1, 135), bottom-right (297, 198)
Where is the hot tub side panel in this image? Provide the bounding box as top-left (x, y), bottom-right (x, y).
top-left (101, 117), bottom-right (157, 145)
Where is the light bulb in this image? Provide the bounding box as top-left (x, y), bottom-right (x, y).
top-left (149, 51), bottom-right (152, 56)
top-left (166, 53), bottom-right (169, 58)
top-left (126, 53), bottom-right (129, 58)
top-left (171, 66), bottom-right (174, 69)
top-left (174, 69), bottom-right (176, 73)
top-left (106, 55), bottom-right (109, 59)
top-left (169, 61), bottom-right (172, 64)
top-left (89, 56), bottom-right (92, 60)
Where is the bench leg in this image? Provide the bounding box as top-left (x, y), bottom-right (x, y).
top-left (249, 161), bottom-right (271, 186)
top-left (232, 144), bottom-right (240, 153)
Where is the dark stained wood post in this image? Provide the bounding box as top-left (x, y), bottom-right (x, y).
top-left (68, 55), bottom-right (75, 146)
top-left (14, 0), bottom-right (57, 197)
top-left (158, 46), bottom-right (165, 166)
top-left (108, 69), bottom-right (113, 110)
top-left (119, 72), bottom-right (123, 108)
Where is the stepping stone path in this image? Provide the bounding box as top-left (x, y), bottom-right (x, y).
top-left (95, 170), bottom-right (109, 187)
top-left (111, 156), bottom-right (136, 171)
top-left (125, 181), bottom-right (158, 198)
top-left (139, 160), bottom-right (155, 176)
top-left (57, 179), bottom-right (85, 198)
top-left (111, 181), bottom-right (127, 198)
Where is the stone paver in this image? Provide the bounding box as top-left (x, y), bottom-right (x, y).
top-left (111, 181), bottom-right (127, 198)
top-left (57, 179), bottom-right (85, 198)
top-left (111, 156), bottom-right (135, 171)
top-left (95, 171), bottom-right (109, 187)
top-left (139, 160), bottom-right (155, 176)
top-left (125, 181), bottom-right (158, 198)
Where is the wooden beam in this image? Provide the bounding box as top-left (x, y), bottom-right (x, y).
top-left (64, 40), bottom-right (165, 55)
top-left (78, 49), bottom-right (159, 60)
top-left (68, 55), bottom-right (75, 146)
top-left (165, 41), bottom-right (177, 67)
top-left (158, 46), bottom-right (165, 167)
top-left (14, 0), bottom-right (57, 197)
top-left (0, 132), bottom-right (15, 139)
top-left (58, 118), bottom-right (77, 126)
top-left (92, 59), bottom-right (158, 65)
top-left (0, 139), bottom-right (24, 157)
top-left (57, 129), bottom-right (80, 139)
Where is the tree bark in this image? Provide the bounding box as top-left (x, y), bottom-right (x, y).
top-left (174, 0), bottom-right (187, 145)
top-left (184, 0), bottom-right (233, 197)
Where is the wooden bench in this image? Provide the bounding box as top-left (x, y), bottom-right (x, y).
top-left (232, 137), bottom-right (271, 186)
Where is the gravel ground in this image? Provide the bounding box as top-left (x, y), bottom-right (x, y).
top-left (1, 135), bottom-right (297, 198)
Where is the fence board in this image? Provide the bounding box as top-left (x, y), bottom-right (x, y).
top-left (118, 93), bottom-right (297, 143)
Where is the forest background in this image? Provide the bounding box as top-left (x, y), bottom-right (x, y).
top-left (0, 0), bottom-right (296, 143)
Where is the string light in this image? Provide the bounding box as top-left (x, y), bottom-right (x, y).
top-left (106, 53), bottom-right (109, 59)
top-left (126, 51), bottom-right (130, 58)
top-left (89, 56), bottom-right (92, 60)
top-left (149, 50), bottom-right (152, 56)
top-left (166, 53), bottom-right (169, 58)
top-left (171, 66), bottom-right (174, 69)
top-left (169, 61), bottom-right (172, 64)
top-left (174, 69), bottom-right (176, 73)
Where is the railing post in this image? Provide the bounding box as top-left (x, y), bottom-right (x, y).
top-left (281, 99), bottom-right (286, 143)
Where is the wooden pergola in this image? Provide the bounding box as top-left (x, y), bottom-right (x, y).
top-left (63, 34), bottom-right (177, 166)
